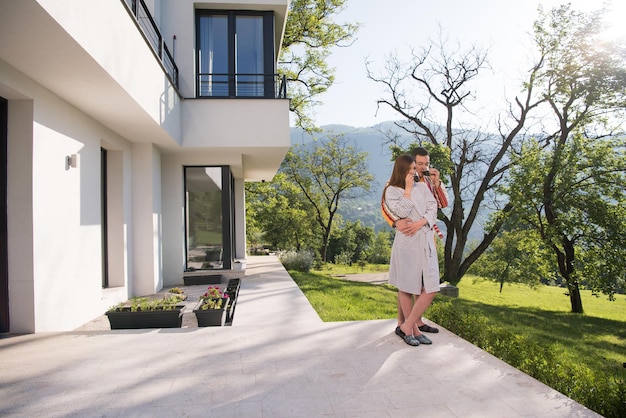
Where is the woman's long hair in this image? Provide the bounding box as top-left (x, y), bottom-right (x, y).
top-left (382, 154), bottom-right (414, 199)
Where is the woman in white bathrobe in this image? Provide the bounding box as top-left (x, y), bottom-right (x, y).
top-left (384, 154), bottom-right (439, 346)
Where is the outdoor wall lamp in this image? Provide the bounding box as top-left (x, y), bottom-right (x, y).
top-left (66, 154), bottom-right (77, 169)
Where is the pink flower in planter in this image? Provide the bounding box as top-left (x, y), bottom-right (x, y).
top-left (199, 286), bottom-right (228, 310)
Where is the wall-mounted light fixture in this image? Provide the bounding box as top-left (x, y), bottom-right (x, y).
top-left (66, 154), bottom-right (77, 169)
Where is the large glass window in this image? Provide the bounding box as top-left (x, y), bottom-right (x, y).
top-left (198, 15), bottom-right (229, 96)
top-left (197, 11), bottom-right (274, 98)
top-left (235, 15), bottom-right (264, 96)
top-left (184, 166), bottom-right (234, 271)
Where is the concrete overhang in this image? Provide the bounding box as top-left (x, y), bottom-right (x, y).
top-left (178, 98), bottom-right (291, 181)
top-left (0, 0), bottom-right (181, 149)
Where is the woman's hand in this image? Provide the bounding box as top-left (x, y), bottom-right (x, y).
top-left (404, 172), bottom-right (414, 196)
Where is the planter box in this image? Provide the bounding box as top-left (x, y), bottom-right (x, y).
top-left (194, 299), bottom-right (228, 327)
top-left (225, 278), bottom-right (241, 325)
top-left (106, 307), bottom-right (184, 329)
top-left (225, 298), bottom-right (236, 325)
top-left (439, 283), bottom-right (459, 297)
top-left (183, 274), bottom-right (223, 286)
top-left (226, 278), bottom-right (241, 299)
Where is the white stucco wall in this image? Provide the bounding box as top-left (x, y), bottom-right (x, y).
top-left (2, 60), bottom-right (136, 333)
top-left (132, 144), bottom-right (163, 296)
top-left (161, 155), bottom-right (185, 286)
top-left (6, 98), bottom-right (35, 333)
top-left (34, 0), bottom-right (182, 146)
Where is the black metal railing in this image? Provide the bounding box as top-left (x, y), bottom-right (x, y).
top-left (123, 0), bottom-right (179, 89)
top-left (197, 73), bottom-right (287, 99)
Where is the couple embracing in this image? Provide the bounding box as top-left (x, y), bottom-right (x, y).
top-left (382, 147), bottom-right (448, 346)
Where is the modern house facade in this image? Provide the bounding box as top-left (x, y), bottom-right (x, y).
top-left (0, 0), bottom-right (291, 333)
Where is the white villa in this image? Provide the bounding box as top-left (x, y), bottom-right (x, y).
top-left (0, 0), bottom-right (291, 333)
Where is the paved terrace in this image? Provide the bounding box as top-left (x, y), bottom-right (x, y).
top-left (0, 256), bottom-right (599, 417)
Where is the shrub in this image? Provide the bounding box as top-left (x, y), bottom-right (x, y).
top-left (279, 250), bottom-right (314, 272)
top-left (334, 251), bottom-right (353, 266)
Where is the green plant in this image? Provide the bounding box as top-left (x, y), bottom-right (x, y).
top-left (107, 295), bottom-right (185, 312)
top-left (279, 250), bottom-right (314, 272)
top-left (333, 251), bottom-right (352, 266)
top-left (169, 287), bottom-right (184, 294)
top-left (198, 286), bottom-right (229, 310)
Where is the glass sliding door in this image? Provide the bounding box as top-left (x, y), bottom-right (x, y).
top-left (184, 166), bottom-right (234, 271)
top-left (235, 15), bottom-right (264, 96)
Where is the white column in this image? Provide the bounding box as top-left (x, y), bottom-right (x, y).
top-left (131, 143), bottom-right (162, 296)
top-left (7, 100), bottom-right (35, 333)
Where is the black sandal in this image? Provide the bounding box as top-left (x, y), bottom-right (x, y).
top-left (395, 326), bottom-right (406, 338)
top-left (418, 324), bottom-right (439, 333)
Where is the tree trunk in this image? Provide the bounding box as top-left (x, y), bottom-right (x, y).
top-left (321, 226), bottom-right (330, 262)
top-left (568, 281), bottom-right (584, 314)
top-left (441, 194), bottom-right (466, 286)
top-left (559, 237), bottom-right (583, 313)
top-left (543, 133), bottom-right (583, 313)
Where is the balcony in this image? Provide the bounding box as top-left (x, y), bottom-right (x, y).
top-left (0, 0), bottom-right (183, 149)
top-left (123, 0), bottom-right (179, 89)
top-left (198, 73), bottom-right (287, 99)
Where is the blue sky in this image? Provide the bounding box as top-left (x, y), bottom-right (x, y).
top-left (302, 0), bottom-right (626, 128)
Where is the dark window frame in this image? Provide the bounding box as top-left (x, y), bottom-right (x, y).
top-left (195, 10), bottom-right (275, 98)
top-left (183, 165), bottom-right (234, 271)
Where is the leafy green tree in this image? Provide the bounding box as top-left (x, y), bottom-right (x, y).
top-left (282, 136), bottom-right (374, 261)
top-left (469, 229), bottom-right (554, 293)
top-left (245, 173), bottom-right (319, 252)
top-left (501, 4), bottom-right (626, 313)
top-left (327, 220), bottom-right (374, 264)
top-left (368, 230), bottom-right (392, 264)
top-left (503, 135), bottom-right (626, 312)
top-left (280, 0), bottom-right (359, 131)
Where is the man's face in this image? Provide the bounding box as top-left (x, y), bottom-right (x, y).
top-left (414, 155), bottom-right (430, 173)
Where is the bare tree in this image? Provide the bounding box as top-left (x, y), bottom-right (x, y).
top-left (367, 33), bottom-right (544, 286)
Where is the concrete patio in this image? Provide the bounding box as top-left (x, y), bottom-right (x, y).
top-left (0, 256), bottom-right (600, 417)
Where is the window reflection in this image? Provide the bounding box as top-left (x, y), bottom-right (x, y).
top-left (185, 167), bottom-right (223, 270)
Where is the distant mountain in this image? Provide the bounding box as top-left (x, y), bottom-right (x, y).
top-left (290, 122), bottom-right (416, 232)
top-left (290, 121), bottom-right (407, 196)
top-left (289, 122), bottom-right (489, 241)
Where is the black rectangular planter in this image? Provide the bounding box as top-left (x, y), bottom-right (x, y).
top-left (183, 274), bottom-right (223, 286)
top-left (194, 300), bottom-right (228, 327)
top-left (106, 307), bottom-right (184, 329)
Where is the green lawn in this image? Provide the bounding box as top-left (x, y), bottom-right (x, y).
top-left (290, 270), bottom-right (626, 417)
top-left (457, 275), bottom-right (625, 321)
